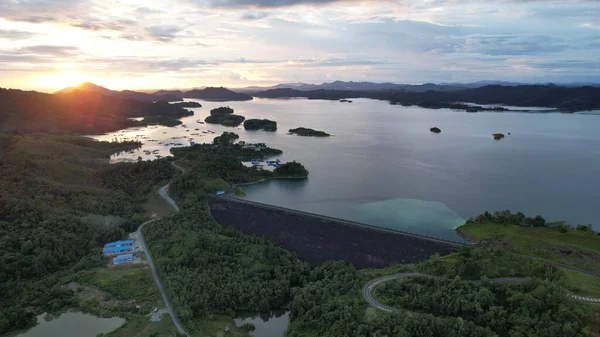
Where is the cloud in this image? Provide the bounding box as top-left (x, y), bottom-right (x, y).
top-left (0, 29), bottom-right (37, 40)
top-left (0, 0), bottom-right (88, 23)
top-left (203, 0), bottom-right (353, 8)
top-left (241, 12), bottom-right (269, 20)
top-left (458, 34), bottom-right (567, 56)
top-left (135, 6), bottom-right (163, 14)
top-left (146, 25), bottom-right (186, 42)
top-left (19, 45), bottom-right (80, 57)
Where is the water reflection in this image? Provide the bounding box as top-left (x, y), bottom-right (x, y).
top-left (234, 310), bottom-right (289, 337)
top-left (7, 311), bottom-right (125, 337)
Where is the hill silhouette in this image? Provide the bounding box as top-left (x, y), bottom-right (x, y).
top-left (0, 88), bottom-right (192, 134)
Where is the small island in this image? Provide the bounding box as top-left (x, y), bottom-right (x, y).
top-left (339, 99), bottom-right (353, 103)
top-left (430, 127), bottom-right (441, 133)
top-left (170, 101), bottom-right (202, 108)
top-left (204, 106), bottom-right (246, 127)
top-left (493, 133), bottom-right (505, 140)
top-left (289, 127), bottom-right (331, 137)
top-left (244, 119), bottom-right (277, 131)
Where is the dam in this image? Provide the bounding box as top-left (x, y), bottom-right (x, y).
top-left (208, 196), bottom-right (465, 269)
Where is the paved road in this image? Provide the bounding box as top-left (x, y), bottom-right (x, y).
top-left (363, 273), bottom-right (600, 313)
top-left (136, 160), bottom-right (189, 336)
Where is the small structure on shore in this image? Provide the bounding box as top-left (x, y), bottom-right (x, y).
top-left (113, 254), bottom-right (133, 265)
top-left (430, 127), bottom-right (441, 133)
top-left (216, 190), bottom-right (225, 196)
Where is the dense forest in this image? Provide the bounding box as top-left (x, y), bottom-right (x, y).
top-left (142, 138), bottom-right (311, 334)
top-left (204, 106), bottom-right (246, 127)
top-left (243, 119), bottom-right (277, 131)
top-left (288, 127), bottom-right (331, 137)
top-left (253, 84), bottom-right (600, 111)
top-left (184, 87), bottom-right (253, 101)
top-left (0, 135), bottom-right (175, 334)
top-left (375, 276), bottom-right (594, 337)
top-left (0, 89), bottom-right (192, 134)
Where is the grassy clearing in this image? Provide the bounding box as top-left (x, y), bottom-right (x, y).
top-left (104, 314), bottom-right (179, 337)
top-left (144, 185), bottom-right (176, 218)
top-left (560, 268), bottom-right (600, 297)
top-left (73, 265), bottom-right (179, 337)
top-left (186, 315), bottom-right (252, 337)
top-left (458, 222), bottom-right (600, 273)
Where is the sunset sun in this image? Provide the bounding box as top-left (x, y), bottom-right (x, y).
top-left (39, 70), bottom-right (88, 90)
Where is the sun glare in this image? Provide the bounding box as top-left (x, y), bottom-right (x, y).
top-left (39, 70), bottom-right (89, 91)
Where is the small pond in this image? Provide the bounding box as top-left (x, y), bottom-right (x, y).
top-left (6, 311), bottom-right (125, 337)
top-left (234, 310), bottom-right (289, 337)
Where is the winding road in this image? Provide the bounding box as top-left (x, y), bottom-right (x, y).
top-left (136, 161), bottom-right (189, 337)
top-left (363, 272), bottom-right (600, 313)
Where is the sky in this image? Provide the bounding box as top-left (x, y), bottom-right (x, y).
top-left (1, 0), bottom-right (599, 91)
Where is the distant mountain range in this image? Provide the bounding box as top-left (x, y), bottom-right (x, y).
top-left (252, 85), bottom-right (600, 112)
top-left (58, 82), bottom-right (183, 102)
top-left (239, 80), bottom-right (600, 93)
top-left (58, 83), bottom-right (252, 102)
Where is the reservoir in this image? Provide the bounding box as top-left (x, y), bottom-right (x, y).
top-left (92, 98), bottom-right (600, 240)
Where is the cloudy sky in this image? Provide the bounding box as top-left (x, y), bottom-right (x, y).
top-left (1, 0), bottom-right (599, 91)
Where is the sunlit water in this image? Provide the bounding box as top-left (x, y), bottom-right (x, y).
top-left (7, 311), bottom-right (125, 337)
top-left (234, 310), bottom-right (289, 337)
top-left (91, 98), bottom-right (600, 240)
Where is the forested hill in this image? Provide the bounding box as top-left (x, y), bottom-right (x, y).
top-left (253, 85), bottom-right (600, 111)
top-left (0, 88), bottom-right (192, 134)
top-left (184, 87), bottom-right (253, 101)
top-left (0, 135), bottom-right (175, 334)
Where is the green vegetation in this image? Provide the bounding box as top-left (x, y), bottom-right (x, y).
top-left (561, 268), bottom-right (600, 297)
top-left (374, 276), bottom-right (594, 337)
top-left (0, 135), bottom-right (174, 334)
top-left (213, 131), bottom-right (239, 145)
top-left (139, 115), bottom-right (183, 127)
top-left (273, 161), bottom-right (309, 177)
top-left (210, 106), bottom-right (234, 116)
top-left (288, 127), bottom-right (330, 137)
top-left (243, 119), bottom-right (277, 131)
top-left (417, 247), bottom-right (561, 280)
top-left (458, 211), bottom-right (600, 274)
top-left (234, 187), bottom-right (246, 197)
top-left (70, 266), bottom-right (180, 337)
top-left (205, 106), bottom-right (246, 127)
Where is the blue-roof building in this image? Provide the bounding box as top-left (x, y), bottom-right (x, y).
top-left (113, 254), bottom-right (133, 265)
top-left (103, 245), bottom-right (133, 255)
top-left (216, 190), bottom-right (225, 195)
top-left (104, 240), bottom-right (134, 248)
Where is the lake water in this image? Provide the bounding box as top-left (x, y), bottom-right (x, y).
top-left (91, 98), bottom-right (600, 240)
top-left (6, 311), bottom-right (125, 337)
top-left (234, 310), bottom-right (289, 337)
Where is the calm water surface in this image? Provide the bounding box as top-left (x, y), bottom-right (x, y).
top-left (7, 311), bottom-right (125, 337)
top-left (234, 310), bottom-right (289, 337)
top-left (92, 98), bottom-right (600, 240)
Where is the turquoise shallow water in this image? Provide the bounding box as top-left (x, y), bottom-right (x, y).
top-left (93, 98), bottom-right (600, 241)
top-left (353, 198), bottom-right (466, 237)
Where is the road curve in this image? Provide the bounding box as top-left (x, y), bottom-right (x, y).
top-left (363, 273), bottom-right (600, 313)
top-left (136, 161), bottom-right (189, 336)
